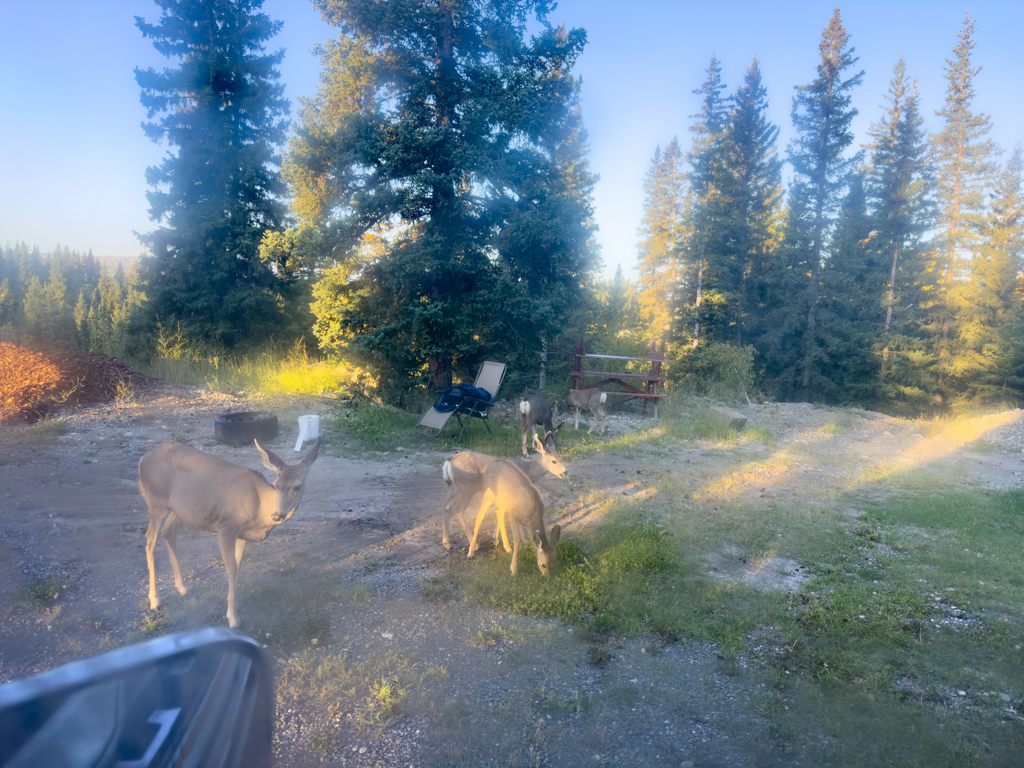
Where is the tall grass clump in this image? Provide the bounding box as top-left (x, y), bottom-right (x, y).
top-left (132, 326), bottom-right (365, 397)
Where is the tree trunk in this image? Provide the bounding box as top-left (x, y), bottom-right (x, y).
top-left (539, 335), bottom-right (548, 390)
top-left (881, 241), bottom-right (900, 375)
top-left (692, 247), bottom-right (704, 348)
top-left (429, 356), bottom-right (451, 390)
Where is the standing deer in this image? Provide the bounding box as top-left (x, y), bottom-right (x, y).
top-left (565, 389), bottom-right (608, 434)
top-left (441, 433), bottom-right (566, 551)
top-left (467, 459), bottom-right (561, 576)
top-left (519, 394), bottom-right (562, 458)
top-left (139, 437), bottom-right (321, 628)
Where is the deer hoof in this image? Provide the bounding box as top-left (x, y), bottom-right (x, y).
top-left (443, 539), bottom-right (451, 550)
top-left (176, 584), bottom-right (188, 596)
top-left (227, 614), bottom-right (240, 629)
top-left (149, 596), bottom-right (160, 610)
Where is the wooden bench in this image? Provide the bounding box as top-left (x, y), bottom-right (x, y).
top-left (570, 338), bottom-right (668, 413)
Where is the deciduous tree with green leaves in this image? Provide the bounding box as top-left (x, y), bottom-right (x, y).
top-left (134, 0), bottom-right (291, 351)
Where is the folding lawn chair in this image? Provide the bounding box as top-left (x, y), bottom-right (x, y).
top-left (415, 361), bottom-right (506, 442)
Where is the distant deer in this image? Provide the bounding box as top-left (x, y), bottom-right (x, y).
top-left (441, 433), bottom-right (566, 551)
top-left (466, 458), bottom-right (561, 576)
top-left (565, 389), bottom-right (608, 434)
top-left (139, 437), bottom-right (321, 628)
top-left (519, 394), bottom-right (563, 458)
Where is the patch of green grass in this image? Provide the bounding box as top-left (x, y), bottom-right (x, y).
top-left (131, 337), bottom-right (363, 397)
top-left (25, 577), bottom-right (65, 607)
top-left (532, 684), bottom-right (590, 719)
top-left (771, 489), bottom-right (1024, 766)
top-left (967, 437), bottom-right (1002, 453)
top-left (743, 425), bottom-right (775, 445)
top-left (820, 410), bottom-right (856, 435)
top-left (278, 650), bottom-right (446, 732)
top-left (309, 733), bottom-right (339, 755)
top-left (442, 511), bottom-right (768, 654)
top-left (337, 406), bottom-right (421, 452)
top-left (0, 417), bottom-right (71, 445)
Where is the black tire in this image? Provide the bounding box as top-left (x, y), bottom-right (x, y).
top-left (214, 412), bottom-right (279, 444)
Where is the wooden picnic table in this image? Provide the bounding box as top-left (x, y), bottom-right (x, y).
top-left (569, 338), bottom-right (668, 406)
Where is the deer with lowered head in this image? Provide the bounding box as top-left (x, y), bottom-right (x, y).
top-left (441, 433), bottom-right (566, 551)
top-left (565, 388), bottom-right (607, 435)
top-left (139, 437), bottom-right (321, 628)
top-left (466, 458), bottom-right (561, 576)
top-left (519, 394), bottom-right (563, 458)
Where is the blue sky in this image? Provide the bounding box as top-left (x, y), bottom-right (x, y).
top-left (1, 1), bottom-right (1021, 279)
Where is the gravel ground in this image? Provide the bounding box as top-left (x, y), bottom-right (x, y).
top-left (2, 384), bottom-right (1024, 766)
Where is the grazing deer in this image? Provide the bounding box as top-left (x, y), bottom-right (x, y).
top-left (519, 394), bottom-right (562, 458)
top-left (139, 437), bottom-right (321, 628)
top-left (441, 433), bottom-right (566, 550)
top-left (467, 459), bottom-right (561, 576)
top-left (565, 389), bottom-right (608, 434)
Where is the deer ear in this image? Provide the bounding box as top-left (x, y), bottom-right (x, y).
top-left (255, 440), bottom-right (287, 473)
top-left (533, 432), bottom-right (546, 453)
top-left (532, 529), bottom-right (544, 548)
top-left (549, 524), bottom-right (561, 548)
top-left (553, 422), bottom-right (564, 435)
top-left (299, 436), bottom-right (322, 469)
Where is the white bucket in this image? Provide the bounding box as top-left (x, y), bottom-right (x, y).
top-left (294, 414), bottom-right (320, 452)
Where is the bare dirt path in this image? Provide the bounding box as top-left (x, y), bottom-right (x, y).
top-left (2, 386), bottom-right (1023, 766)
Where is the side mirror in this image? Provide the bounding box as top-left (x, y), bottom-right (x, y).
top-left (0, 628), bottom-right (274, 768)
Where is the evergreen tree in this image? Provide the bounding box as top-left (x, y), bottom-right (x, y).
top-left (817, 172), bottom-right (881, 402)
top-left (929, 11), bottom-right (1000, 396)
top-left (724, 55), bottom-right (782, 347)
top-left (955, 145), bottom-right (1024, 402)
top-left (683, 55), bottom-right (729, 347)
top-left (785, 9), bottom-right (864, 398)
top-left (134, 0), bottom-right (291, 350)
top-left (865, 58), bottom-right (934, 408)
top-left (636, 139), bottom-right (686, 342)
top-left (290, 1), bottom-right (597, 392)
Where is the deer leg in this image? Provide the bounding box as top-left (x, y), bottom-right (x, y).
top-left (510, 520), bottom-right (520, 575)
top-left (161, 516), bottom-right (188, 597)
top-left (494, 508), bottom-right (512, 553)
top-left (598, 405), bottom-right (607, 434)
top-left (587, 408), bottom-right (597, 435)
top-left (144, 508), bottom-right (171, 610)
top-left (469, 489), bottom-right (496, 558)
top-left (521, 425), bottom-right (529, 457)
top-left (217, 529), bottom-right (241, 628)
top-left (235, 538), bottom-right (246, 568)
top-left (574, 406), bottom-right (580, 430)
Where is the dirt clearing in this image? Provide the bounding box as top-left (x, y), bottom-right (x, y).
top-left (2, 385), bottom-right (1023, 766)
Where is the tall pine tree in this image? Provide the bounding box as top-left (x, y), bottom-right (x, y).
top-left (683, 55), bottom-right (730, 347)
top-left (785, 9), bottom-right (863, 398)
top-left (135, 0), bottom-right (291, 350)
top-left (636, 139), bottom-right (686, 342)
top-left (865, 57), bottom-right (934, 409)
top-left (929, 11), bottom-right (1000, 399)
top-left (955, 146), bottom-right (1024, 402)
top-left (290, 1), bottom-right (597, 391)
top-left (724, 55), bottom-right (782, 347)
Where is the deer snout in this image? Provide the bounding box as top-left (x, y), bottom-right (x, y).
top-left (272, 504), bottom-right (300, 524)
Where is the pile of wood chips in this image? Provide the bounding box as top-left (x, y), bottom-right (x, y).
top-left (0, 342), bottom-right (145, 423)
